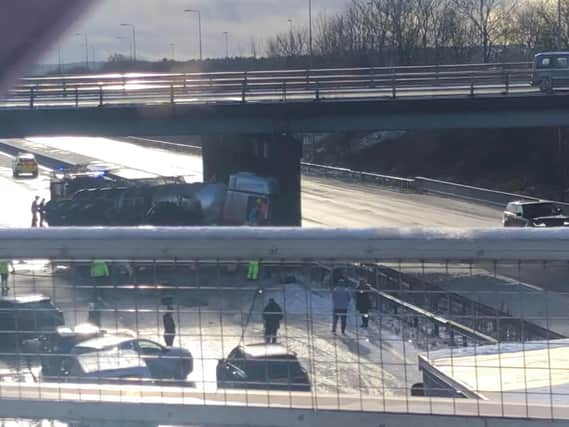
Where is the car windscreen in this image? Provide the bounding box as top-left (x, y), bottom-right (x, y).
top-left (523, 203), bottom-right (558, 218)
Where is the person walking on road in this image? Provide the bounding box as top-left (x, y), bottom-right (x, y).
top-left (38, 198), bottom-right (46, 227)
top-left (263, 298), bottom-right (283, 344)
top-left (163, 305), bottom-right (176, 347)
top-left (355, 281), bottom-right (371, 329)
top-left (332, 279), bottom-right (351, 334)
top-left (31, 196), bottom-right (40, 227)
top-left (0, 260), bottom-right (14, 296)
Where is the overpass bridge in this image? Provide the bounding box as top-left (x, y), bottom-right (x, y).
top-left (0, 62), bottom-right (567, 137)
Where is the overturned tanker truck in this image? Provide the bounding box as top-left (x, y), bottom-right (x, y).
top-left (44, 164), bottom-right (277, 226)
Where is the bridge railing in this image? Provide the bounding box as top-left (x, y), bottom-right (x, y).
top-left (0, 61), bottom-right (539, 108)
top-left (0, 227), bottom-right (568, 425)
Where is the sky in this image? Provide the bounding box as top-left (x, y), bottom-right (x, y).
top-left (42, 0), bottom-right (348, 65)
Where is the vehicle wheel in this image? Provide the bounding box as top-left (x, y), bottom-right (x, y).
top-left (411, 382), bottom-right (425, 396)
top-left (32, 172), bottom-right (38, 178)
top-left (540, 78), bottom-right (553, 94)
top-left (12, 171), bottom-right (18, 178)
top-left (174, 360), bottom-right (188, 380)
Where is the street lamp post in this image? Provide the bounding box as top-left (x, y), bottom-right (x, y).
top-left (75, 32), bottom-right (89, 70)
top-left (184, 9), bottom-right (203, 61)
top-left (57, 45), bottom-right (63, 74)
top-left (308, 0), bottom-right (313, 67)
top-left (120, 23), bottom-right (137, 62)
top-left (223, 32), bottom-right (229, 58)
top-left (558, 0), bottom-right (562, 49)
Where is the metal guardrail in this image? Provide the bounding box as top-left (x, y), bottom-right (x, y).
top-left (1, 226), bottom-right (569, 261)
top-left (0, 61), bottom-right (544, 109)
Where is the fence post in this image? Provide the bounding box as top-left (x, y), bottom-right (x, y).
top-left (504, 73), bottom-right (510, 95)
top-left (240, 72), bottom-right (248, 103)
top-left (170, 83), bottom-right (175, 104)
top-left (75, 87), bottom-right (79, 107)
top-left (241, 80), bottom-right (247, 103)
top-left (98, 86), bottom-right (103, 107)
top-left (282, 81), bottom-right (287, 102)
top-left (370, 67), bottom-right (376, 88)
top-left (63, 81), bottom-right (67, 98)
top-left (29, 87), bottom-right (35, 109)
top-left (315, 81), bottom-right (320, 101)
top-left (391, 68), bottom-right (396, 99)
top-left (183, 73), bottom-right (187, 89)
top-left (469, 74), bottom-right (475, 97)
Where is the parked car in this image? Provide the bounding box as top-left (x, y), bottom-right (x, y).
top-left (12, 152), bottom-right (39, 178)
top-left (0, 294), bottom-right (64, 348)
top-left (42, 334), bottom-right (192, 382)
top-left (503, 200), bottom-right (569, 227)
top-left (532, 52), bottom-right (569, 93)
top-left (216, 343), bottom-right (310, 391)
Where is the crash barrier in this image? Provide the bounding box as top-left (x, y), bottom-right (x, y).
top-left (0, 227), bottom-right (568, 425)
top-left (1, 61), bottom-right (541, 109)
top-left (413, 176), bottom-right (569, 209)
top-left (301, 162), bottom-right (569, 208)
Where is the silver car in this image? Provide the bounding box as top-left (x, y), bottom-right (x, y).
top-left (71, 335), bottom-right (193, 380)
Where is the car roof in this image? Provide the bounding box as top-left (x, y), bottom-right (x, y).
top-left (508, 200), bottom-right (551, 206)
top-left (239, 343), bottom-right (297, 358)
top-left (535, 52), bottom-right (569, 57)
top-left (16, 152), bottom-right (35, 159)
top-left (75, 335), bottom-right (132, 350)
top-left (0, 294), bottom-right (51, 304)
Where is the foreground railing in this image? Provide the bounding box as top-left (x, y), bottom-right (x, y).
top-left (0, 227), bottom-right (568, 426)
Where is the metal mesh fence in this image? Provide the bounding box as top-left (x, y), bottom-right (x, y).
top-left (0, 256), bottom-right (568, 424)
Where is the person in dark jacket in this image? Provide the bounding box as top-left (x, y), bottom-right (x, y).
top-left (38, 198), bottom-right (46, 227)
top-left (163, 306), bottom-right (176, 347)
top-left (332, 280), bottom-right (351, 334)
top-left (355, 282), bottom-right (372, 328)
top-left (263, 298), bottom-right (283, 344)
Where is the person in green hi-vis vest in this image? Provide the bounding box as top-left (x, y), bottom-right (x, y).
top-left (247, 260), bottom-right (259, 280)
top-left (90, 260), bottom-right (110, 298)
top-left (0, 260), bottom-right (14, 296)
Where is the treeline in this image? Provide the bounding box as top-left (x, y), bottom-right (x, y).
top-left (266, 0), bottom-right (569, 66)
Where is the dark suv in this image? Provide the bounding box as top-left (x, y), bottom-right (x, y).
top-left (217, 343), bottom-right (310, 391)
top-left (0, 294), bottom-right (64, 348)
top-left (503, 201), bottom-right (569, 227)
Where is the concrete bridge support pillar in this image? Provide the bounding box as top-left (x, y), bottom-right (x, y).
top-left (202, 133), bottom-right (302, 226)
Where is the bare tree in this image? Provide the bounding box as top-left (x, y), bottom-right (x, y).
top-left (453, 0), bottom-right (515, 62)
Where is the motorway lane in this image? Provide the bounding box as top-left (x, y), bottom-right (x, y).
top-left (302, 177), bottom-right (500, 227)
top-left (21, 137), bottom-right (502, 228)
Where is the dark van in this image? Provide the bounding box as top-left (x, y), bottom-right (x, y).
top-left (0, 294), bottom-right (64, 348)
top-left (532, 52), bottom-right (569, 92)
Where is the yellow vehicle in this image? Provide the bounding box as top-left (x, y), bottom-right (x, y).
top-left (12, 152), bottom-right (38, 178)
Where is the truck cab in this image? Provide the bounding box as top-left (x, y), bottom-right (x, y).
top-left (222, 172), bottom-right (277, 225)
